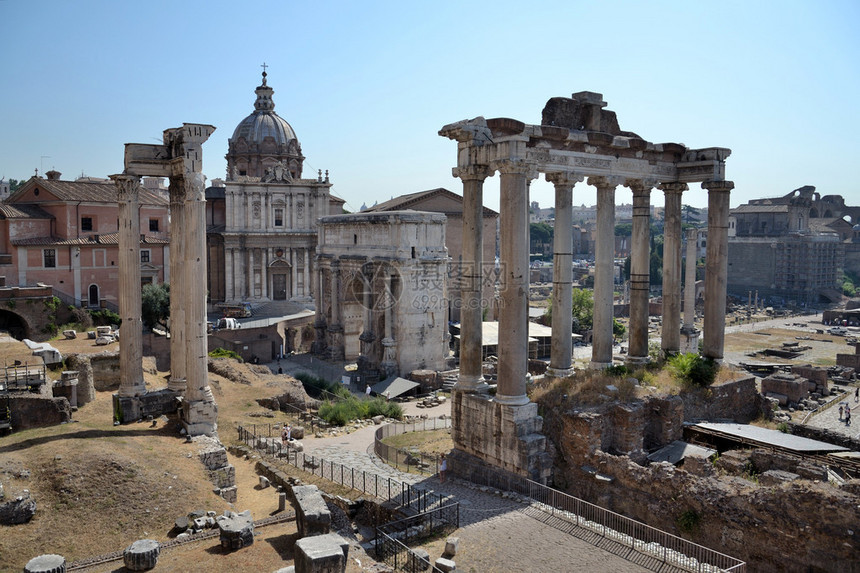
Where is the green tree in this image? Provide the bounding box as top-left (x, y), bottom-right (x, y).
top-left (681, 204), bottom-right (701, 224)
top-left (7, 178), bottom-right (27, 193)
top-left (543, 288), bottom-right (595, 333)
top-left (614, 223), bottom-right (633, 237)
top-left (141, 283), bottom-right (170, 330)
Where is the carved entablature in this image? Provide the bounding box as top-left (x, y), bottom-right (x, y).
top-left (441, 96), bottom-right (730, 185)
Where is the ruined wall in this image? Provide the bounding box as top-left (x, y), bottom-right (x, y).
top-left (681, 375), bottom-right (763, 422)
top-left (10, 395), bottom-right (71, 430)
top-left (541, 398), bottom-right (860, 572)
top-left (65, 353), bottom-right (95, 405)
top-left (89, 351), bottom-right (120, 391)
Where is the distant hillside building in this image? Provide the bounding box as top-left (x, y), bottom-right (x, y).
top-left (727, 185), bottom-right (857, 304)
top-left (0, 171), bottom-right (169, 308)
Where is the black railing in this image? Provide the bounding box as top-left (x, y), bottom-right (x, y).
top-left (237, 424), bottom-right (450, 514)
top-left (374, 417), bottom-right (452, 476)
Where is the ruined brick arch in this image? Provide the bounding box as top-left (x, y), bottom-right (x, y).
top-left (0, 308), bottom-right (31, 340)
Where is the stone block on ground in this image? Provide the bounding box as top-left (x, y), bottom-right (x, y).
top-left (294, 533), bottom-right (348, 573)
top-left (759, 469), bottom-right (800, 486)
top-left (409, 548), bottom-right (431, 570)
top-left (292, 425), bottom-right (305, 439)
top-left (218, 510), bottom-right (254, 550)
top-left (372, 415), bottom-right (384, 425)
top-left (293, 484), bottom-right (331, 537)
top-left (0, 491), bottom-right (36, 525)
top-left (62, 330), bottom-right (76, 339)
top-left (289, 440), bottom-right (304, 452)
top-left (123, 539), bottom-right (160, 571)
top-left (259, 475), bottom-right (271, 489)
top-left (434, 557), bottom-right (456, 572)
top-left (23, 554), bottom-right (66, 573)
top-left (444, 536), bottom-right (460, 557)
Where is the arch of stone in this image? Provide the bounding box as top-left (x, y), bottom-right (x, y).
top-left (439, 92), bottom-right (733, 482)
top-left (110, 123), bottom-right (218, 436)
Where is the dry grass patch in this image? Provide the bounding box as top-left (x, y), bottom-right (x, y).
top-left (381, 428), bottom-right (453, 457)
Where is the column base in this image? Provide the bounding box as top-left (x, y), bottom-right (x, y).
top-left (167, 377), bottom-right (186, 393)
top-left (589, 360), bottom-right (612, 370)
top-left (493, 393), bottom-right (530, 407)
top-left (625, 355), bottom-right (649, 367)
top-left (680, 327), bottom-right (700, 355)
top-left (454, 373), bottom-right (489, 394)
top-left (544, 366), bottom-right (575, 379)
top-left (181, 398), bottom-right (218, 436)
top-left (116, 381), bottom-right (147, 399)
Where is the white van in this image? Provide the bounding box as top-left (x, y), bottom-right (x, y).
top-left (216, 318), bottom-right (241, 330)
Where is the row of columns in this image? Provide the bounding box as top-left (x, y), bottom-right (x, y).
top-left (454, 167), bottom-right (734, 395)
top-left (224, 246), bottom-right (311, 301)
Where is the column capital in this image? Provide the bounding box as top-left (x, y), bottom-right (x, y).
top-left (546, 171), bottom-right (585, 188)
top-left (491, 159), bottom-right (537, 179)
top-left (109, 174), bottom-right (140, 202)
top-left (702, 180), bottom-right (734, 193)
top-left (624, 178), bottom-right (659, 194)
top-left (658, 181), bottom-right (689, 194)
top-left (587, 175), bottom-right (625, 190)
top-left (452, 164), bottom-right (492, 182)
top-left (685, 227), bottom-right (698, 241)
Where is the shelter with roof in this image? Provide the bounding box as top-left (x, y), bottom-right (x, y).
top-left (205, 71), bottom-right (345, 306)
top-left (363, 188), bottom-right (499, 322)
top-left (0, 170), bottom-right (169, 310)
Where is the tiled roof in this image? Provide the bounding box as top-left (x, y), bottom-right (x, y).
top-left (12, 232), bottom-right (169, 247)
top-left (363, 188), bottom-right (498, 216)
top-left (731, 204), bottom-right (790, 214)
top-left (0, 203), bottom-right (53, 219)
top-left (9, 178), bottom-right (168, 206)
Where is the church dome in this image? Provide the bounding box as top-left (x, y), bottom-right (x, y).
top-left (226, 70), bottom-right (304, 180)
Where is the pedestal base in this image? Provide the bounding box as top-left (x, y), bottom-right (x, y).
top-left (680, 327), bottom-right (700, 355)
top-left (181, 398), bottom-right (218, 436)
top-left (113, 389), bottom-right (179, 424)
top-left (167, 377), bottom-right (186, 393)
top-left (589, 361), bottom-right (612, 370)
top-left (450, 391), bottom-right (552, 483)
top-left (625, 355), bottom-right (649, 367)
top-left (545, 366), bottom-right (575, 379)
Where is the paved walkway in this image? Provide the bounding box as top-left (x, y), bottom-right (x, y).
top-left (804, 386), bottom-right (860, 439)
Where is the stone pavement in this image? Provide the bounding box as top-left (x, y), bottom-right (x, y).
top-left (805, 384), bottom-right (860, 439)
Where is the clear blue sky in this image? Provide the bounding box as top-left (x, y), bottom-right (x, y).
top-left (1, 0), bottom-right (858, 212)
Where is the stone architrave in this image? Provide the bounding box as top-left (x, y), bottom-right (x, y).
top-left (546, 171), bottom-right (583, 378)
top-left (660, 182), bottom-right (687, 355)
top-left (111, 174), bottom-right (147, 397)
top-left (454, 165), bottom-right (492, 393)
top-left (589, 176), bottom-right (623, 369)
top-left (702, 180), bottom-right (734, 360)
top-left (625, 178), bottom-right (655, 365)
top-left (493, 160), bottom-right (533, 406)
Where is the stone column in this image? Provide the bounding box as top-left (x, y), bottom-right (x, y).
top-left (494, 161), bottom-right (532, 406)
top-left (380, 268), bottom-right (397, 377)
top-left (359, 263), bottom-right (376, 371)
top-left (111, 174), bottom-right (146, 398)
top-left (546, 172), bottom-right (582, 377)
top-left (681, 227), bottom-right (700, 353)
top-left (702, 180), bottom-right (734, 360)
top-left (303, 249), bottom-right (310, 298)
top-left (454, 165), bottom-right (491, 393)
top-left (167, 179), bottom-right (186, 392)
top-left (181, 170), bottom-right (217, 434)
top-left (313, 262), bottom-right (328, 354)
top-left (626, 179), bottom-right (654, 365)
top-left (589, 176), bottom-right (621, 369)
top-left (328, 261), bottom-right (344, 361)
top-left (660, 182), bottom-right (687, 356)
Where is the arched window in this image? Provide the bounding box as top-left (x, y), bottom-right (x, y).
top-left (88, 284), bottom-right (100, 307)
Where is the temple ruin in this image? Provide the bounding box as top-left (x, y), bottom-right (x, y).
top-left (112, 124), bottom-right (218, 436)
top-left (440, 92), bottom-right (732, 482)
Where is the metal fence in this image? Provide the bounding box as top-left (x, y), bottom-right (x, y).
top-left (375, 503), bottom-right (459, 573)
top-left (458, 462), bottom-right (746, 573)
top-left (238, 424), bottom-right (449, 514)
top-left (374, 417), bottom-right (452, 476)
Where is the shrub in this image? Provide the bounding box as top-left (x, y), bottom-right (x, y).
top-left (295, 371), bottom-right (351, 400)
top-left (676, 509), bottom-right (701, 534)
top-left (317, 395), bottom-right (404, 426)
top-left (209, 347), bottom-right (242, 361)
top-left (90, 309), bottom-right (121, 327)
top-left (667, 353), bottom-right (717, 387)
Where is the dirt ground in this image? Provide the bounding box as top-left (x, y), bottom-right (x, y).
top-left (0, 337), bottom-right (368, 573)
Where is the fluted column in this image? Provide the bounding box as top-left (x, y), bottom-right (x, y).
top-left (626, 179), bottom-right (655, 365)
top-left (112, 174), bottom-right (146, 398)
top-left (312, 262), bottom-right (328, 354)
top-left (167, 179), bottom-right (186, 392)
top-left (681, 227), bottom-right (700, 353)
top-left (359, 263), bottom-right (376, 370)
top-left (660, 182), bottom-right (687, 356)
top-left (546, 171), bottom-right (582, 377)
top-left (454, 165), bottom-right (492, 393)
top-left (494, 161), bottom-right (533, 406)
top-left (589, 176), bottom-right (622, 369)
top-left (702, 180), bottom-right (733, 360)
top-left (328, 262), bottom-right (344, 361)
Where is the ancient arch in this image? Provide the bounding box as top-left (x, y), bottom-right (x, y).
top-left (0, 308), bottom-right (30, 340)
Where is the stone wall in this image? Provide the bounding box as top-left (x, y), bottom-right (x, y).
top-left (681, 375), bottom-right (763, 422)
top-left (761, 372), bottom-right (810, 405)
top-left (64, 354), bottom-right (95, 406)
top-left (89, 351), bottom-right (121, 391)
top-left (10, 395), bottom-right (71, 430)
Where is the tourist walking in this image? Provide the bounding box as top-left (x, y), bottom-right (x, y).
top-left (439, 453), bottom-right (447, 484)
top-left (855, 387), bottom-right (859, 402)
top-left (365, 384), bottom-right (372, 397)
top-left (840, 405), bottom-right (844, 420)
top-left (846, 406), bottom-right (852, 426)
top-left (281, 425), bottom-right (289, 445)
